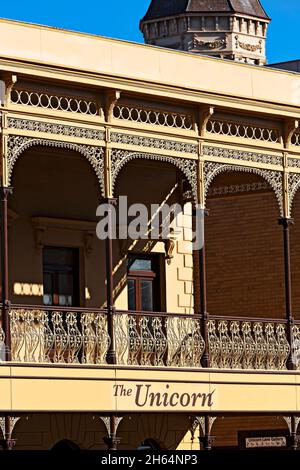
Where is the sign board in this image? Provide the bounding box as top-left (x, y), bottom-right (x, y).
top-left (238, 430), bottom-right (289, 449)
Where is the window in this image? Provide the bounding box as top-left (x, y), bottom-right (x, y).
top-left (43, 246), bottom-right (80, 307)
top-left (127, 255), bottom-right (161, 312)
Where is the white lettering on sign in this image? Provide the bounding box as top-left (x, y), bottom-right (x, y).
top-left (245, 436), bottom-right (287, 448)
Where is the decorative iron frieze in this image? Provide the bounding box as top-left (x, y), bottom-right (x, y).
top-left (11, 89), bottom-right (98, 116)
top-left (204, 161), bottom-right (284, 216)
top-left (8, 117), bottom-right (105, 141)
top-left (288, 157), bottom-right (300, 169)
top-left (288, 172), bottom-right (300, 214)
top-left (7, 136), bottom-right (105, 194)
top-left (206, 120), bottom-right (280, 143)
top-left (111, 132), bottom-right (198, 154)
top-left (203, 145), bottom-right (282, 166)
top-left (113, 104), bottom-right (193, 130)
top-left (111, 149), bottom-right (198, 201)
top-left (208, 181), bottom-right (269, 196)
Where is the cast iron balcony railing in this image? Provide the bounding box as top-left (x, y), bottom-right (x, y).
top-left (0, 307), bottom-right (294, 370)
top-left (114, 311), bottom-right (205, 367)
top-left (8, 306), bottom-right (110, 364)
top-left (208, 316), bottom-right (290, 370)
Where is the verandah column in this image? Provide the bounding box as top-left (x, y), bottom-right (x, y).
top-left (278, 217), bottom-right (296, 370)
top-left (103, 197), bottom-right (117, 365)
top-left (197, 207), bottom-right (210, 368)
top-left (196, 151), bottom-right (210, 368)
top-left (1, 186), bottom-right (12, 362)
top-left (0, 187), bottom-right (14, 451)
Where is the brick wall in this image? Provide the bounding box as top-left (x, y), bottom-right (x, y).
top-left (290, 190), bottom-right (300, 319)
top-left (204, 191), bottom-right (285, 319)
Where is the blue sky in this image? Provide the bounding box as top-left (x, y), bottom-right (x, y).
top-left (0, 0), bottom-right (299, 64)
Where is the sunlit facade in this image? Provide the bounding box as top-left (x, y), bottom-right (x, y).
top-left (0, 2), bottom-right (300, 450)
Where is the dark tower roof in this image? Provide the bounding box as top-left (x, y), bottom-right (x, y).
top-left (142, 0), bottom-right (270, 21)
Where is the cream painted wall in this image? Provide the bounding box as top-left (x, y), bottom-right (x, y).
top-left (0, 19), bottom-right (299, 108)
top-left (9, 152), bottom-right (194, 313)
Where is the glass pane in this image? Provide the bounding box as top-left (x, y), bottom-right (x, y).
top-left (141, 280), bottom-right (153, 311)
top-left (128, 258), bottom-right (152, 271)
top-left (43, 294), bottom-right (52, 306)
top-left (43, 272), bottom-right (53, 294)
top-left (58, 273), bottom-right (73, 306)
top-left (43, 272), bottom-right (53, 305)
top-left (128, 279), bottom-right (136, 310)
top-left (58, 273), bottom-right (73, 295)
top-left (59, 295), bottom-right (72, 307)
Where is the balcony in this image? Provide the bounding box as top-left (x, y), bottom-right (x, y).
top-left (2, 306), bottom-right (294, 371)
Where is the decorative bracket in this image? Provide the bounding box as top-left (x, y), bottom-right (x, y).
top-left (195, 416), bottom-right (217, 436)
top-left (284, 119), bottom-right (299, 149)
top-left (104, 90), bottom-right (121, 123)
top-left (97, 415), bottom-right (124, 436)
top-left (0, 73), bottom-right (17, 107)
top-left (198, 106), bottom-right (214, 137)
top-left (0, 416), bottom-right (22, 449)
top-left (282, 416), bottom-right (300, 435)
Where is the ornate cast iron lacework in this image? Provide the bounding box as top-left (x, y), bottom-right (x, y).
top-left (206, 120), bottom-right (280, 144)
top-left (288, 158), bottom-right (300, 169)
top-left (113, 105), bottom-right (193, 130)
top-left (208, 320), bottom-right (289, 370)
top-left (0, 417), bottom-right (21, 439)
top-left (8, 118), bottom-right (105, 141)
top-left (111, 132), bottom-right (198, 155)
top-left (7, 136), bottom-right (105, 194)
top-left (288, 172), bottom-right (300, 215)
top-left (203, 145), bottom-right (282, 166)
top-left (291, 132), bottom-right (300, 147)
top-left (204, 161), bottom-right (284, 216)
top-left (208, 182), bottom-right (269, 197)
top-left (114, 313), bottom-right (205, 368)
top-left (11, 89), bottom-right (98, 116)
top-left (9, 309), bottom-right (110, 364)
top-left (111, 149), bottom-right (198, 201)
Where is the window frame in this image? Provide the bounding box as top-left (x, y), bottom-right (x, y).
top-left (127, 254), bottom-right (162, 312)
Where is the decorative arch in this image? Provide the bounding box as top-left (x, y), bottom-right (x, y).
top-left (111, 149), bottom-right (198, 202)
top-left (7, 136), bottom-right (105, 195)
top-left (204, 162), bottom-right (284, 216)
top-left (288, 172), bottom-right (300, 216)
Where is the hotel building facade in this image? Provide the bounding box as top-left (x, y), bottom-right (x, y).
top-left (0, 0), bottom-right (300, 451)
